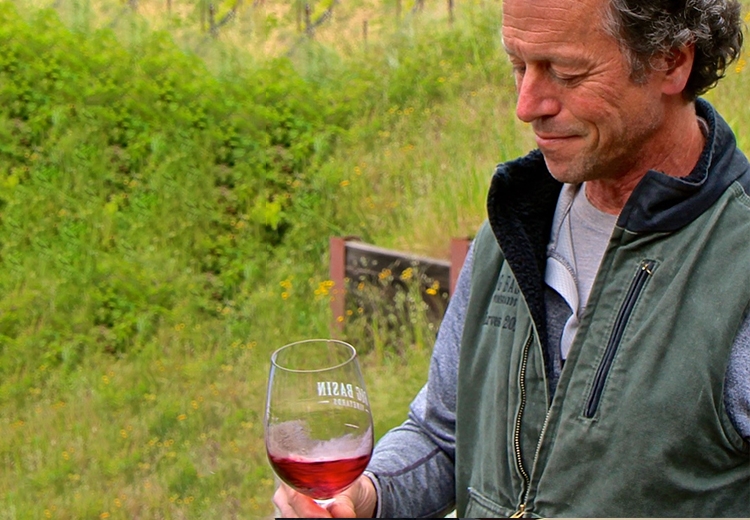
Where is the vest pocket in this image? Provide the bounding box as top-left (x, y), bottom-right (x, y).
top-left (583, 259), bottom-right (657, 419)
top-left (465, 487), bottom-right (517, 518)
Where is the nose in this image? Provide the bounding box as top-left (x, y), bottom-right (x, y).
top-left (515, 67), bottom-right (561, 123)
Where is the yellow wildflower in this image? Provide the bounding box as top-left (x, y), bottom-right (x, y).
top-left (314, 280), bottom-right (335, 297)
top-left (378, 268), bottom-right (392, 281)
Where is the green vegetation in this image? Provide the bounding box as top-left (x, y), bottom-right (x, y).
top-left (0, 0), bottom-right (748, 517)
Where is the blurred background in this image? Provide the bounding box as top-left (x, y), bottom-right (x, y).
top-left (0, 0), bottom-right (747, 517)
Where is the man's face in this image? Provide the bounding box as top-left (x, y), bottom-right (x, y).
top-left (502, 0), bottom-right (668, 184)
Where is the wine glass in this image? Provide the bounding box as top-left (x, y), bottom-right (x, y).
top-left (265, 339), bottom-right (374, 504)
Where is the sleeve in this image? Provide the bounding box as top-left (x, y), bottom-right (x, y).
top-left (725, 307), bottom-right (750, 441)
top-left (365, 244), bottom-right (475, 518)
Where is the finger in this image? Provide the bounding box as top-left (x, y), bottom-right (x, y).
top-left (288, 489), bottom-right (332, 518)
top-left (274, 483), bottom-right (331, 518)
top-left (273, 484), bottom-right (296, 518)
top-left (326, 496), bottom-right (357, 518)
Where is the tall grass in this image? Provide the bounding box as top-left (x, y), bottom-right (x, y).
top-left (1, 0), bottom-right (748, 518)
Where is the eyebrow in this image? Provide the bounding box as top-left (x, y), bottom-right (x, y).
top-left (501, 40), bottom-right (591, 68)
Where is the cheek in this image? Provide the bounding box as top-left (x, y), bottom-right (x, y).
top-left (568, 78), bottom-right (630, 118)
top-left (561, 97), bottom-right (615, 137)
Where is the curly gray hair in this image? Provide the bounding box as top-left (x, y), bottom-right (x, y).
top-left (603, 0), bottom-right (745, 100)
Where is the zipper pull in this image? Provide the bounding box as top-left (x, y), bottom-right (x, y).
top-left (510, 503), bottom-right (527, 518)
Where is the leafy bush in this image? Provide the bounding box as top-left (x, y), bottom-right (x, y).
top-left (0, 3), bottom-right (348, 370)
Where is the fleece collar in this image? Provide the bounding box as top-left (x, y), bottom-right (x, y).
top-left (619, 98), bottom-right (750, 232)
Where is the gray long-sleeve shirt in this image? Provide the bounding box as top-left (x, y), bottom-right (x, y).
top-left (366, 244), bottom-right (750, 518)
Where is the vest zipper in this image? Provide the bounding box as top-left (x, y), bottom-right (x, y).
top-left (513, 399), bottom-right (554, 516)
top-left (510, 503), bottom-right (527, 518)
top-left (584, 259), bottom-right (656, 418)
top-left (511, 331), bottom-right (534, 517)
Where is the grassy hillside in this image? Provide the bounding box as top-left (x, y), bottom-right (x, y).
top-left (0, 0), bottom-right (748, 517)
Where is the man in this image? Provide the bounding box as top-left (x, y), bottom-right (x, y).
top-left (275, 0), bottom-right (750, 516)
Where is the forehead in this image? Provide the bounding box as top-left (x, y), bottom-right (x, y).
top-left (501, 0), bottom-right (612, 56)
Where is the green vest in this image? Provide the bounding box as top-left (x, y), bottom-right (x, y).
top-left (455, 101), bottom-right (750, 518)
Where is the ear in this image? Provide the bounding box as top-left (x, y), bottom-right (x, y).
top-left (659, 43), bottom-right (695, 96)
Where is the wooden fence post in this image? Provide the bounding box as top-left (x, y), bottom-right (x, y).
top-left (209, 3), bottom-right (217, 36)
top-left (329, 237), bottom-right (348, 335)
top-left (449, 237), bottom-right (471, 295)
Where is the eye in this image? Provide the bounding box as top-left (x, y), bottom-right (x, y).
top-left (549, 67), bottom-right (584, 86)
top-left (511, 63), bottom-right (526, 84)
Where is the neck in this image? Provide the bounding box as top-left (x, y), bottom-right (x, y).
top-left (586, 103), bottom-right (706, 215)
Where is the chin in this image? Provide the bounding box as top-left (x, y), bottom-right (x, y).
top-left (542, 158), bottom-right (581, 185)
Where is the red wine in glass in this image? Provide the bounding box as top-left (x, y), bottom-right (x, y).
top-left (265, 339), bottom-right (374, 502)
top-left (268, 452), bottom-right (371, 500)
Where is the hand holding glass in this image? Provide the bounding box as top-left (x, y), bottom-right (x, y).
top-left (265, 339), bottom-right (374, 503)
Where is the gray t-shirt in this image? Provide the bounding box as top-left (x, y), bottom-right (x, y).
top-left (546, 183), bottom-right (617, 359)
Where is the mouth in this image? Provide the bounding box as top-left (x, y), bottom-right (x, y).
top-left (534, 134), bottom-right (578, 148)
